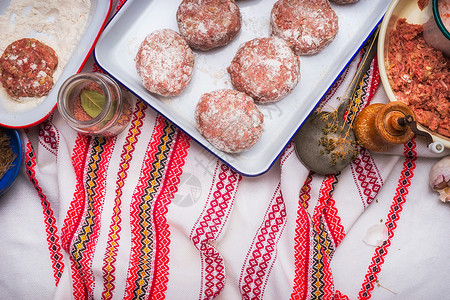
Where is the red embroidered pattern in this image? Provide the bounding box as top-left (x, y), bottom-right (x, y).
top-left (150, 130), bottom-right (190, 300)
top-left (61, 134), bottom-right (91, 251)
top-left (24, 138), bottom-right (65, 285)
top-left (70, 256), bottom-right (88, 299)
top-left (125, 115), bottom-right (189, 300)
top-left (368, 58), bottom-right (380, 105)
top-left (70, 136), bottom-right (116, 298)
top-left (313, 176), bottom-right (345, 249)
top-left (334, 290), bottom-right (351, 300)
top-left (240, 183), bottom-right (287, 300)
top-left (358, 140), bottom-right (417, 300)
top-left (101, 101), bottom-right (146, 299)
top-left (350, 57), bottom-right (383, 208)
top-left (308, 176), bottom-right (340, 299)
top-left (280, 142), bottom-right (295, 166)
top-left (148, 126), bottom-right (188, 300)
top-left (351, 148), bottom-right (383, 208)
top-left (38, 119), bottom-right (59, 156)
top-left (125, 115), bottom-right (165, 299)
top-left (290, 174), bottom-right (313, 300)
top-left (323, 195), bottom-right (346, 247)
top-left (116, 0), bottom-right (127, 11)
top-left (92, 63), bottom-right (106, 74)
top-left (190, 162), bottom-right (241, 300)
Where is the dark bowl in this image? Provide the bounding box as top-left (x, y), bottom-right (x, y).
top-left (0, 128), bottom-right (23, 196)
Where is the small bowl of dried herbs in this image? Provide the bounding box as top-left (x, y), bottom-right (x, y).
top-left (0, 127), bottom-right (22, 196)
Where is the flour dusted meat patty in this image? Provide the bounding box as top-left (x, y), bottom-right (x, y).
top-left (270, 0), bottom-right (339, 55)
top-left (195, 89), bottom-right (264, 153)
top-left (135, 29), bottom-right (194, 96)
top-left (176, 0), bottom-right (241, 51)
top-left (0, 38), bottom-right (58, 98)
top-left (227, 37), bottom-right (300, 103)
top-left (329, 0), bottom-right (359, 4)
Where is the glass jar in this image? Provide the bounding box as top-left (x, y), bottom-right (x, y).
top-left (57, 73), bottom-right (131, 136)
top-left (422, 0), bottom-right (450, 56)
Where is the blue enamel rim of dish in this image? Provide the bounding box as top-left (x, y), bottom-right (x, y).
top-left (0, 129), bottom-right (22, 196)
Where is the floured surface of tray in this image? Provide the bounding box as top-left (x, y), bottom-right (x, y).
top-left (0, 0), bottom-right (112, 128)
top-left (95, 0), bottom-right (390, 176)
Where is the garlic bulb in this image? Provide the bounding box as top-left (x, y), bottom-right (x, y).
top-left (429, 156), bottom-right (450, 202)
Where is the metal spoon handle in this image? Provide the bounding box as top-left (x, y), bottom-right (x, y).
top-left (337, 27), bottom-right (379, 120)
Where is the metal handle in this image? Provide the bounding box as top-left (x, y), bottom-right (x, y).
top-left (398, 115), bottom-right (444, 154)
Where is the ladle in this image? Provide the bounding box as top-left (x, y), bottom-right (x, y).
top-left (293, 29), bottom-right (379, 175)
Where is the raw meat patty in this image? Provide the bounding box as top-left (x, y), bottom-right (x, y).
top-left (227, 36), bottom-right (301, 103)
top-left (176, 0), bottom-right (241, 51)
top-left (135, 29), bottom-right (194, 96)
top-left (195, 89), bottom-right (264, 153)
top-left (270, 0), bottom-right (339, 55)
top-left (330, 0), bottom-right (359, 4)
top-left (0, 38), bottom-right (58, 98)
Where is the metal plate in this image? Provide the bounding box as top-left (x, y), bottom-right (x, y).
top-left (95, 0), bottom-right (390, 176)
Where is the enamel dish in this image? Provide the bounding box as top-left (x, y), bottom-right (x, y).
top-left (0, 0), bottom-right (113, 129)
top-left (95, 0), bottom-right (391, 176)
top-left (378, 0), bottom-right (450, 149)
top-left (0, 128), bottom-right (22, 196)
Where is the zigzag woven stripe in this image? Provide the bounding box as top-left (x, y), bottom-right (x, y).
top-left (70, 136), bottom-right (116, 298)
top-left (240, 183), bottom-right (287, 300)
top-left (150, 130), bottom-right (190, 299)
top-left (347, 57), bottom-right (383, 210)
top-left (101, 101), bottom-right (146, 300)
top-left (358, 140), bottom-right (417, 300)
top-left (312, 175), bottom-right (340, 253)
top-left (147, 118), bottom-right (181, 300)
top-left (125, 114), bottom-right (166, 299)
top-left (70, 255), bottom-right (88, 299)
top-left (61, 134), bottom-right (91, 252)
top-left (322, 195), bottom-right (346, 248)
top-left (367, 58), bottom-right (380, 106)
top-left (124, 115), bottom-right (182, 300)
top-left (344, 53), bottom-right (379, 133)
top-left (290, 174), bottom-right (313, 300)
top-left (310, 221), bottom-right (335, 300)
top-left (190, 162), bottom-right (240, 300)
top-left (309, 175), bottom-right (340, 299)
top-left (24, 138), bottom-right (65, 285)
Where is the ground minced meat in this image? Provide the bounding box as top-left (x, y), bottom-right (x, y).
top-left (387, 18), bottom-right (450, 137)
top-left (0, 38), bottom-right (58, 98)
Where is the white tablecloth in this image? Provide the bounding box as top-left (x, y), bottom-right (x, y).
top-left (1, 1), bottom-right (449, 299)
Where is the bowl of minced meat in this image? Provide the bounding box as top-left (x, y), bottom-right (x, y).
top-left (378, 0), bottom-right (450, 148)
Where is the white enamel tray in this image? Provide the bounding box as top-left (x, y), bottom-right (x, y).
top-left (0, 0), bottom-right (112, 128)
top-left (94, 0), bottom-right (391, 176)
